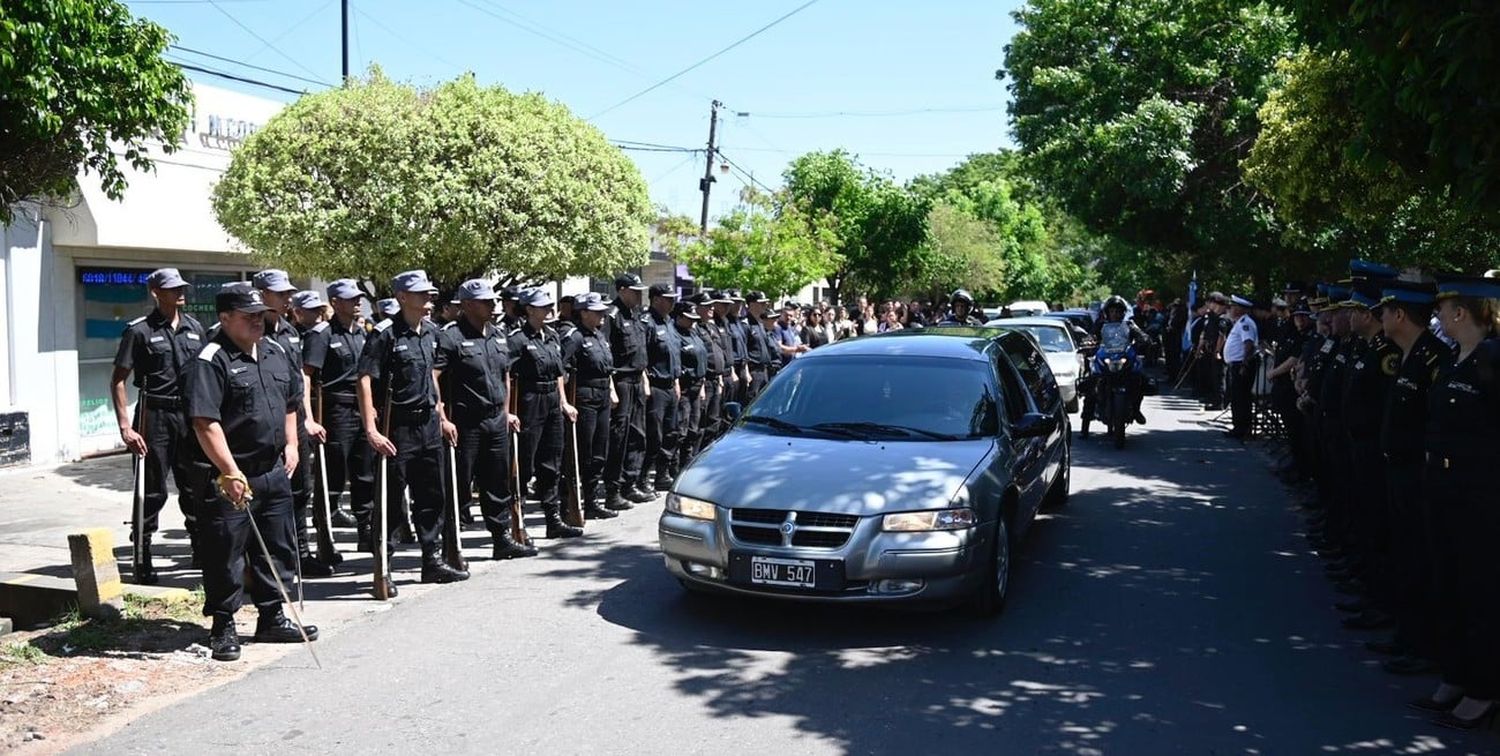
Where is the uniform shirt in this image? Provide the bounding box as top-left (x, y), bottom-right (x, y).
top-left (358, 317), bottom-right (439, 410)
top-left (1223, 313), bottom-right (1259, 364)
top-left (1340, 333), bottom-right (1399, 436)
top-left (113, 309), bottom-right (207, 398)
top-left (436, 317), bottom-right (513, 419)
top-left (744, 316), bottom-right (773, 368)
top-left (1424, 337), bottom-right (1500, 463)
top-left (1380, 330), bottom-right (1451, 461)
top-left (1302, 332), bottom-right (1333, 401)
top-left (1318, 336), bottom-right (1357, 420)
top-left (604, 304), bottom-right (648, 373)
top-left (186, 333), bottom-right (299, 473)
top-left (677, 323), bottom-right (707, 382)
top-left (696, 319), bottom-right (729, 375)
top-left (723, 316), bottom-right (748, 367)
top-left (1201, 312), bottom-right (1224, 355)
top-left (644, 309), bottom-right (682, 381)
top-left (507, 322), bottom-right (566, 387)
top-left (563, 323), bottom-right (614, 384)
top-left (301, 317), bottom-right (365, 397)
top-left (267, 316), bottom-right (307, 402)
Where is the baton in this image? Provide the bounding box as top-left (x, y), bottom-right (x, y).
top-left (241, 495), bottom-right (321, 670)
top-left (445, 444), bottom-right (468, 571)
top-left (131, 402), bottom-right (146, 580)
top-left (313, 385), bottom-right (339, 566)
top-left (373, 392), bottom-right (393, 601)
top-left (565, 382), bottom-right (585, 529)
top-left (1172, 351), bottom-right (1200, 392)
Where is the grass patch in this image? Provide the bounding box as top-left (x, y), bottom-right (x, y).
top-left (16, 586), bottom-right (209, 659)
top-left (0, 641), bottom-right (47, 669)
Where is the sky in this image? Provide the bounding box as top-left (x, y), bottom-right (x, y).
top-left (127, 0), bottom-right (1024, 221)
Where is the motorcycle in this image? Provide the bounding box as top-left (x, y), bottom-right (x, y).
top-left (1091, 322), bottom-right (1140, 449)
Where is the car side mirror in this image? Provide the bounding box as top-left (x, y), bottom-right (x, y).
top-left (724, 402), bottom-right (743, 423)
top-left (1012, 412), bottom-right (1057, 439)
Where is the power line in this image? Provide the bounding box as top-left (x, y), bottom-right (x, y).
top-left (612, 144), bottom-right (700, 154)
top-left (588, 0), bottom-right (823, 120)
top-left (170, 61), bottom-right (308, 95)
top-left (715, 150), bottom-right (776, 194)
top-left (613, 139), bottom-right (698, 151)
top-left (353, 6), bottom-right (468, 74)
top-left (740, 105), bottom-right (1008, 119)
top-left (458, 0), bottom-right (646, 77)
top-left (131, 0), bottom-right (269, 4)
top-left (240, 0), bottom-right (335, 64)
top-left (169, 45), bottom-right (331, 87)
top-left (206, 0), bottom-right (333, 86)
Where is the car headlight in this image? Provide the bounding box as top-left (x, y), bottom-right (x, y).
top-left (664, 492), bottom-right (717, 521)
top-left (882, 508), bottom-right (976, 532)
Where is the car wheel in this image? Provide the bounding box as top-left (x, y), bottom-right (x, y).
top-left (967, 515), bottom-right (1011, 617)
top-left (1044, 434), bottom-right (1071, 508)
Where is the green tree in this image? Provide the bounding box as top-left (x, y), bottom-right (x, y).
top-left (212, 70), bottom-right (652, 294)
top-left (782, 150), bottom-right (930, 304)
top-left (663, 188), bottom-right (841, 298)
top-left (0, 0), bottom-right (191, 223)
top-left (915, 201), bottom-right (1006, 301)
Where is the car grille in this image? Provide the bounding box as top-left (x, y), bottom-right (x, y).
top-left (729, 508), bottom-right (860, 549)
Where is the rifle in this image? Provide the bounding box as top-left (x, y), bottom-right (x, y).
top-left (312, 385), bottom-right (339, 567)
top-left (443, 443), bottom-right (468, 572)
top-left (131, 400), bottom-right (147, 582)
top-left (561, 381), bottom-right (585, 529)
top-left (373, 390), bottom-right (393, 601)
top-left (508, 390), bottom-right (533, 547)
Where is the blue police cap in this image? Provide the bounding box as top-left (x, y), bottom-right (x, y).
top-left (291, 290), bottom-right (324, 310)
top-left (1349, 259), bottom-right (1398, 281)
top-left (456, 278), bottom-right (497, 302)
top-left (146, 268), bottom-right (191, 290)
top-left (252, 269), bottom-right (297, 292)
top-left (1435, 275), bottom-right (1500, 301)
top-left (1379, 280), bottom-right (1436, 306)
top-left (391, 270), bottom-right (438, 294)
top-left (375, 298), bottom-right (399, 316)
top-left (523, 288), bottom-right (555, 308)
top-left (216, 282), bottom-right (270, 314)
top-left (575, 292), bottom-right (609, 312)
top-left (326, 279), bottom-right (364, 300)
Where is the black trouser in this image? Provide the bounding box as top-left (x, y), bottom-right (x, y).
top-left (1228, 361), bottom-right (1252, 434)
top-left (1273, 385), bottom-right (1309, 476)
top-left (1347, 436), bottom-right (1389, 600)
top-left (378, 412), bottom-right (446, 556)
top-left (200, 466), bottom-right (295, 623)
top-left (605, 376), bottom-right (646, 492)
top-left (1386, 460), bottom-right (1434, 656)
top-left (676, 379), bottom-right (704, 470)
top-left (747, 365), bottom-right (769, 401)
top-left (1427, 460), bottom-right (1500, 698)
top-left (137, 402), bottom-right (202, 538)
top-left (1318, 414), bottom-right (1352, 546)
top-left (517, 387), bottom-right (564, 512)
top-left (319, 398), bottom-right (373, 525)
top-left (454, 410), bottom-right (514, 538)
top-left (643, 379), bottom-right (679, 484)
top-left (701, 374), bottom-right (723, 447)
top-left (574, 384), bottom-right (611, 503)
top-left (289, 411), bottom-right (314, 552)
top-left (1164, 333), bottom-right (1182, 379)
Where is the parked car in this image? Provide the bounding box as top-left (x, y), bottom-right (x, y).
top-left (1041, 310), bottom-right (1098, 354)
top-left (659, 327), bottom-right (1070, 616)
top-left (1007, 300), bottom-right (1051, 317)
top-left (986, 317), bottom-right (1084, 413)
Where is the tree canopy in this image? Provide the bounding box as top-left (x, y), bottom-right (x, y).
top-left (662, 188), bottom-right (841, 298)
top-left (212, 70), bottom-right (653, 294)
top-left (0, 0), bottom-right (191, 223)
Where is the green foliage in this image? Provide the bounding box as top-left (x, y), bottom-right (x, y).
top-left (212, 70), bottom-right (653, 294)
top-left (664, 189), bottom-right (841, 298)
top-left (782, 150), bottom-right (930, 302)
top-left (0, 0), bottom-right (192, 223)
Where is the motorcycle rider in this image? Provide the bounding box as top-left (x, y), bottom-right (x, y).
top-left (1081, 295), bottom-right (1150, 438)
top-left (940, 289), bottom-right (986, 326)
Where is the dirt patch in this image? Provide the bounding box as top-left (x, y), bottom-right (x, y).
top-left (0, 592), bottom-right (257, 753)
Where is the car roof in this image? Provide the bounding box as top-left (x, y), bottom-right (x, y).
top-left (808, 327), bottom-right (997, 362)
top-left (986, 317), bottom-right (1069, 329)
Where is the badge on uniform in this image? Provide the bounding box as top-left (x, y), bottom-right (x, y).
top-left (186, 333), bottom-right (200, 340)
top-left (150, 335), bottom-right (166, 343)
top-left (394, 344), bottom-right (409, 352)
top-left (461, 341), bottom-right (475, 347)
top-left (1381, 353), bottom-right (1399, 376)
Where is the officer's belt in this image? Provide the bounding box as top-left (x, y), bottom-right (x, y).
top-left (454, 404), bottom-right (504, 421)
top-left (387, 405), bottom-right (433, 424)
top-left (322, 392), bottom-right (358, 406)
top-left (747, 363), bottom-right (769, 372)
top-left (574, 378), bottom-right (610, 389)
top-left (613, 372), bottom-right (643, 383)
top-left (234, 454), bottom-right (284, 478)
top-left (648, 377), bottom-right (676, 389)
top-left (142, 395), bottom-right (183, 410)
top-left (518, 380), bottom-right (558, 394)
top-left (680, 377), bottom-right (705, 390)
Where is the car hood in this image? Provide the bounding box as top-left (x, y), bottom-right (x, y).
top-left (676, 429), bottom-right (995, 516)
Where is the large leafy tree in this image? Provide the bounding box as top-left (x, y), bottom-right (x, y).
top-left (1002, 0), bottom-right (1298, 295)
top-left (213, 70), bottom-right (652, 294)
top-left (0, 0), bottom-right (191, 223)
top-left (782, 150), bottom-right (930, 304)
top-left (662, 188), bottom-right (841, 298)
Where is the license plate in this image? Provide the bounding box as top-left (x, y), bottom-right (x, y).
top-left (749, 556), bottom-right (816, 588)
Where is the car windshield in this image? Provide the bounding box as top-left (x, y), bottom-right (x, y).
top-left (1008, 325), bottom-right (1073, 353)
top-left (743, 356), bottom-right (997, 440)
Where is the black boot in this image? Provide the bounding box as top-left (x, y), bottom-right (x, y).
top-left (653, 471), bottom-right (673, 492)
top-left (491, 530), bottom-right (538, 560)
top-left (331, 507), bottom-right (357, 528)
top-left (209, 617), bottom-right (241, 662)
top-left (301, 551), bottom-right (336, 578)
top-left (253, 609), bottom-right (319, 643)
top-left (421, 550), bottom-right (469, 583)
top-left (545, 509), bottom-right (583, 539)
top-left (625, 484), bottom-right (656, 503)
top-left (605, 487), bottom-right (635, 511)
top-left (584, 495), bottom-right (618, 520)
top-left (355, 524), bottom-right (372, 553)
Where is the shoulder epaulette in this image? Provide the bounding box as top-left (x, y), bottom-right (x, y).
top-left (265, 338), bottom-right (286, 354)
top-left (311, 321), bottom-right (330, 333)
top-left (198, 342), bottom-right (221, 361)
top-left (374, 319), bottom-right (393, 332)
top-left (442, 320), bottom-right (458, 331)
top-left (125, 316), bottom-right (146, 330)
top-left (507, 326), bottom-right (523, 337)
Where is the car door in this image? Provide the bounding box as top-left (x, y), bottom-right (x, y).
top-left (999, 334), bottom-right (1065, 510)
top-left (992, 343), bottom-right (1047, 520)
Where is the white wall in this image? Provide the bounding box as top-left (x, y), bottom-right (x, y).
top-left (0, 206), bottom-right (74, 463)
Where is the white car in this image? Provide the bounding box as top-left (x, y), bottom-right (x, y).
top-left (986, 317), bottom-right (1083, 413)
top-left (1007, 300), bottom-right (1051, 317)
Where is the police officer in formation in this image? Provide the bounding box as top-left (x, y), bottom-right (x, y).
top-left (301, 279), bottom-right (370, 535)
top-left (507, 288), bottom-right (584, 539)
top-left (642, 284), bottom-right (683, 493)
top-left (603, 273), bottom-right (652, 510)
top-left (694, 292), bottom-right (731, 446)
top-left (743, 292), bottom-right (775, 398)
top-left (674, 300), bottom-right (707, 474)
top-left (1282, 261), bottom-right (1500, 730)
top-left (562, 292), bottom-right (619, 522)
top-left (718, 291), bottom-right (750, 404)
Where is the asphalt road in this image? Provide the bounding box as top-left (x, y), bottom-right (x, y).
top-left (79, 395), bottom-right (1492, 755)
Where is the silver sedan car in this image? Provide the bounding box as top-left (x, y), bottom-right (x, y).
top-left (658, 328), bottom-right (1071, 615)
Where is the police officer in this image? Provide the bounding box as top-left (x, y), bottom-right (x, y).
top-left (435, 279), bottom-right (537, 559)
top-left (1315, 287), bottom-right (1359, 565)
top-left (562, 292), bottom-right (619, 521)
top-left (743, 292), bottom-right (774, 399)
top-left (721, 290), bottom-right (750, 404)
top-left (290, 289), bottom-right (346, 555)
top-left (674, 300), bottom-right (707, 473)
top-left (498, 286), bottom-right (524, 330)
top-left (1268, 303), bottom-right (1313, 479)
top-left (371, 298), bottom-right (399, 328)
top-left (252, 270), bottom-right (336, 578)
top-left (603, 273), bottom-right (652, 509)
top-left (509, 289), bottom-right (584, 539)
top-left (642, 283), bottom-right (682, 492)
top-left (1223, 295), bottom-right (1260, 439)
top-left (301, 280), bottom-right (370, 537)
top-left (186, 283), bottom-right (317, 662)
top-left (358, 270), bottom-right (469, 589)
top-left (110, 268), bottom-right (207, 583)
top-left (694, 292), bottom-right (729, 447)
top-left (941, 289), bottom-right (986, 326)
top-left (1197, 293), bottom-right (1227, 409)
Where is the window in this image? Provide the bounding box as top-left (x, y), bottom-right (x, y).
top-left (992, 348), bottom-right (1030, 423)
top-left (1000, 334), bottom-right (1060, 412)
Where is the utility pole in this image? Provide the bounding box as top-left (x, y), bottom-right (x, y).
top-left (698, 100), bottom-right (721, 236)
top-left (341, 0), bottom-right (350, 83)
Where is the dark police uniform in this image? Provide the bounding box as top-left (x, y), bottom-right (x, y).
top-left (113, 305), bottom-right (206, 571)
top-left (1338, 323), bottom-right (1400, 618)
top-left (301, 314), bottom-right (372, 532)
top-left (508, 315), bottom-right (578, 535)
top-left (603, 291), bottom-right (649, 504)
top-left (265, 315), bottom-right (322, 566)
top-left (676, 309), bottom-right (708, 472)
top-left (562, 302), bottom-right (616, 518)
top-left (723, 305), bottom-right (749, 404)
top-left (1316, 329), bottom-right (1359, 552)
top-left (743, 299), bottom-right (774, 399)
top-left (185, 312), bottom-right (305, 654)
top-left (1271, 318), bottom-right (1311, 477)
top-left (642, 303), bottom-right (682, 490)
top-left (695, 297), bottom-right (730, 446)
top-left (1198, 307), bottom-right (1225, 407)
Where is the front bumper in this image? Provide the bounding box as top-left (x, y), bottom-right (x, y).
top-left (658, 509), bottom-right (986, 605)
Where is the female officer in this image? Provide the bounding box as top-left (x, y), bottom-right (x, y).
top-left (1410, 275), bottom-right (1500, 729)
top-left (508, 289), bottom-right (582, 539)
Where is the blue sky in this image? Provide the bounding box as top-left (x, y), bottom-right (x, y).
top-left (129, 0), bottom-right (1023, 220)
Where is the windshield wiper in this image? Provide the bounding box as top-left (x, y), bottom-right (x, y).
top-left (810, 421), bottom-right (959, 441)
top-left (742, 415), bottom-right (804, 434)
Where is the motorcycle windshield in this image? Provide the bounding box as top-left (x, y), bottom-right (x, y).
top-left (1100, 322), bottom-right (1130, 352)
